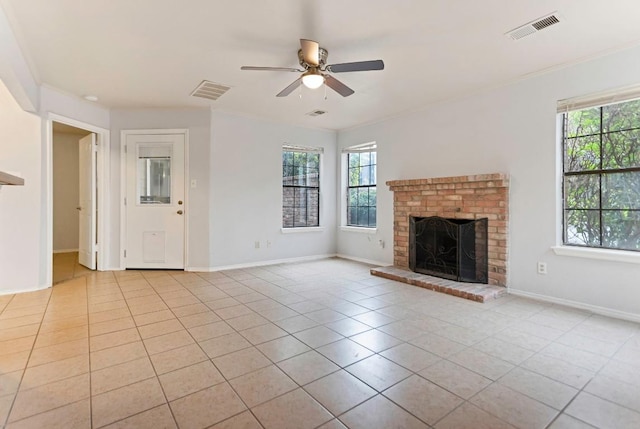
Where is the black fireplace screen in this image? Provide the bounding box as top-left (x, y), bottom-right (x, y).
top-left (409, 216), bottom-right (488, 283)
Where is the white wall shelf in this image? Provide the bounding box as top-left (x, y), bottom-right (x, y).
top-left (0, 171), bottom-right (24, 185)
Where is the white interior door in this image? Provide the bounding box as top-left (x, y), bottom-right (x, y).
top-left (125, 133), bottom-right (185, 269)
top-left (78, 133), bottom-right (96, 269)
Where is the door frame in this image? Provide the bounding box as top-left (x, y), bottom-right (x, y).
top-left (46, 113), bottom-right (111, 286)
top-left (119, 129), bottom-right (190, 270)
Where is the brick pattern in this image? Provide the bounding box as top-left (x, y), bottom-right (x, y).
top-left (388, 173), bottom-right (509, 286)
top-left (370, 266), bottom-right (507, 303)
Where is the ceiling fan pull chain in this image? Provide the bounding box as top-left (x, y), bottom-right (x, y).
top-left (324, 82), bottom-right (328, 100)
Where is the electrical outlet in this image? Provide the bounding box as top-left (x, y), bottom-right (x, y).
top-left (254, 241), bottom-right (260, 249)
top-left (537, 262), bottom-right (547, 275)
top-left (266, 241), bottom-right (271, 248)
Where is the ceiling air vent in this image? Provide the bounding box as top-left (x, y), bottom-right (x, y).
top-left (306, 110), bottom-right (327, 117)
top-left (191, 80), bottom-right (230, 101)
top-left (506, 12), bottom-right (560, 40)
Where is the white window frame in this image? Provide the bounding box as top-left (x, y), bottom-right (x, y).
top-left (553, 85), bottom-right (640, 264)
top-left (281, 144), bottom-right (323, 231)
top-left (341, 142), bottom-right (377, 231)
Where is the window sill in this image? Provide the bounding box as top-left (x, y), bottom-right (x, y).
top-left (340, 226), bottom-right (377, 234)
top-left (552, 245), bottom-right (640, 264)
top-left (281, 227), bottom-right (325, 234)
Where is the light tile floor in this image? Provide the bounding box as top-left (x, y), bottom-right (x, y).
top-left (52, 252), bottom-right (92, 285)
top-left (1, 258), bottom-right (639, 428)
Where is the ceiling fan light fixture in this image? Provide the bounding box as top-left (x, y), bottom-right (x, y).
top-left (301, 69), bottom-right (325, 89)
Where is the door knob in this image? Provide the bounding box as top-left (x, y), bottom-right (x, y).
top-left (178, 200), bottom-right (183, 205)
top-left (177, 210), bottom-right (183, 215)
top-left (76, 206), bottom-right (82, 211)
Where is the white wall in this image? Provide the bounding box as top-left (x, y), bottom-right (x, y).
top-left (210, 112), bottom-right (337, 269)
top-left (0, 80), bottom-right (43, 293)
top-left (110, 108), bottom-right (212, 269)
top-left (109, 109), bottom-right (338, 270)
top-left (40, 87), bottom-right (110, 130)
top-left (0, 5), bottom-right (38, 112)
top-left (338, 45), bottom-right (640, 319)
top-left (52, 132), bottom-right (81, 251)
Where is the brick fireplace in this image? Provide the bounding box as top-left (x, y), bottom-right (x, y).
top-left (382, 173), bottom-right (509, 292)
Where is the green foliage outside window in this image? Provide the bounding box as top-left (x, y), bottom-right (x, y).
top-left (563, 99), bottom-right (640, 251)
top-left (347, 151), bottom-right (376, 227)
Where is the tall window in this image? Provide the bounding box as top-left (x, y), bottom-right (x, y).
top-left (562, 98), bottom-right (640, 251)
top-left (346, 144), bottom-right (377, 227)
top-left (282, 146), bottom-right (321, 228)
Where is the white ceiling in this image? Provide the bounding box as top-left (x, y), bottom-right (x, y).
top-left (3, 0), bottom-right (640, 130)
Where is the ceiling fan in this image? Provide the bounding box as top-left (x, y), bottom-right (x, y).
top-left (241, 39), bottom-right (384, 97)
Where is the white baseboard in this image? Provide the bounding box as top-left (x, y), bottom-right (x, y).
top-left (187, 253), bottom-right (339, 272)
top-left (336, 253), bottom-right (388, 267)
top-left (507, 288), bottom-right (640, 323)
top-left (53, 248), bottom-right (79, 254)
top-left (0, 283), bottom-right (51, 296)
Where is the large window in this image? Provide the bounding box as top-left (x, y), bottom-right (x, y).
top-left (346, 144), bottom-right (377, 228)
top-left (562, 98), bottom-right (640, 251)
top-left (282, 146), bottom-right (320, 228)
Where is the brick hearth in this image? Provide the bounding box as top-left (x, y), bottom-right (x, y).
top-left (370, 266), bottom-right (506, 302)
top-left (383, 173), bottom-right (509, 288)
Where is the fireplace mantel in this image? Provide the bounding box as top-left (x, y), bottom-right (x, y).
top-left (387, 173), bottom-right (509, 286)
top-left (386, 173), bottom-right (508, 190)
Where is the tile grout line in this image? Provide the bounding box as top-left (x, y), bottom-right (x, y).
top-left (104, 271), bottom-right (181, 429)
top-left (1, 283), bottom-right (54, 427)
top-left (3, 260), bottom-right (640, 429)
top-left (126, 269), bottom-right (269, 427)
top-left (165, 270), bottom-right (283, 428)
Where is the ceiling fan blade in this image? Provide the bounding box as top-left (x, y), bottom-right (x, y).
top-left (327, 60), bottom-right (384, 73)
top-left (300, 39), bottom-right (320, 66)
top-left (325, 75), bottom-right (354, 97)
top-left (276, 78), bottom-right (302, 97)
top-left (241, 66), bottom-right (302, 72)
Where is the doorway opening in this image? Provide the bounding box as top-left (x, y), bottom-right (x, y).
top-left (48, 115), bottom-right (110, 287)
top-left (52, 122), bottom-right (94, 283)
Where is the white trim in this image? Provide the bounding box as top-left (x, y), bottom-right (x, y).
top-left (339, 147), bottom-right (378, 229)
top-left (342, 141), bottom-right (377, 153)
top-left (281, 227), bottom-right (325, 234)
top-left (190, 254), bottom-right (337, 272)
top-left (0, 284), bottom-right (50, 296)
top-left (507, 288), bottom-right (640, 323)
top-left (53, 249), bottom-right (79, 254)
top-left (340, 226), bottom-right (377, 234)
top-left (557, 83), bottom-right (640, 112)
top-left (119, 132), bottom-right (126, 270)
top-left (120, 129), bottom-right (189, 270)
top-left (336, 253), bottom-right (388, 267)
top-left (552, 245), bottom-right (640, 264)
top-left (47, 113), bottom-right (110, 287)
top-left (283, 144), bottom-right (324, 154)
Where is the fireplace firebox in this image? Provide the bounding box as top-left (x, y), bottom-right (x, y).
top-left (409, 216), bottom-right (488, 283)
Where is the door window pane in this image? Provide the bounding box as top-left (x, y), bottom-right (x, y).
top-left (138, 146), bottom-right (172, 204)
